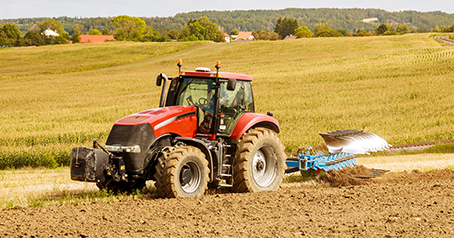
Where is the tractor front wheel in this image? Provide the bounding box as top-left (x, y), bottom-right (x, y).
top-left (154, 146), bottom-right (209, 198)
top-left (233, 128), bottom-right (286, 193)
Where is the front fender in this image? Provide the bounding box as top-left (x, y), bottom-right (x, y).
top-left (174, 137), bottom-right (215, 182)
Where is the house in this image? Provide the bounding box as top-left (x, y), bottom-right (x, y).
top-left (361, 18), bottom-right (379, 23)
top-left (79, 35), bottom-right (115, 43)
top-left (387, 19), bottom-right (399, 25)
top-left (43, 28), bottom-right (59, 37)
top-left (236, 31), bottom-right (254, 41)
top-left (284, 35), bottom-right (297, 40)
top-left (223, 33), bottom-right (231, 43)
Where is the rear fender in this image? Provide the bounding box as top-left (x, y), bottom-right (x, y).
top-left (230, 113), bottom-right (280, 140)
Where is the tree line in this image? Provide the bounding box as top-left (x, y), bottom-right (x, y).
top-left (3, 8), bottom-right (454, 36)
top-left (0, 16), bottom-right (226, 47)
top-left (1, 10), bottom-right (454, 47)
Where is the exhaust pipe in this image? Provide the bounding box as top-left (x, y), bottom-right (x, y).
top-left (156, 73), bottom-right (169, 107)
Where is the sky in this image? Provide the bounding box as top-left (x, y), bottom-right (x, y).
top-left (1, 0), bottom-right (453, 19)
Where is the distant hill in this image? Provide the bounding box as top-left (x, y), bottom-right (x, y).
top-left (2, 8), bottom-right (454, 35)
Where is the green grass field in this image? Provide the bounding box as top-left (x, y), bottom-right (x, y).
top-left (1, 34), bottom-right (454, 168)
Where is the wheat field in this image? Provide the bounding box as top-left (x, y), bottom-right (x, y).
top-left (1, 34), bottom-right (454, 168)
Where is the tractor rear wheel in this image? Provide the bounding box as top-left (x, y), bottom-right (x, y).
top-left (154, 145), bottom-right (209, 198)
top-left (233, 128), bottom-right (286, 193)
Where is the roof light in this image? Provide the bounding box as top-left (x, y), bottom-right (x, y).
top-left (215, 60), bottom-right (221, 69)
top-left (195, 67), bottom-right (211, 72)
top-left (177, 59), bottom-right (182, 67)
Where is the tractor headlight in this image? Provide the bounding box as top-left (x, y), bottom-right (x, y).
top-left (105, 145), bottom-right (141, 153)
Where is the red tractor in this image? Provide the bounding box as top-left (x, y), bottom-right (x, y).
top-left (70, 60), bottom-right (287, 198)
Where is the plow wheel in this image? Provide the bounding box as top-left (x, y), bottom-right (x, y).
top-left (154, 146), bottom-right (209, 198)
top-left (233, 128), bottom-right (286, 193)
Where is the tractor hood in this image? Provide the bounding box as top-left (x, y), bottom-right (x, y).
top-left (105, 106), bottom-right (198, 174)
top-left (114, 105), bottom-right (198, 138)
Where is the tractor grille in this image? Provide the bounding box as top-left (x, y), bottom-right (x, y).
top-left (106, 124), bottom-right (155, 173)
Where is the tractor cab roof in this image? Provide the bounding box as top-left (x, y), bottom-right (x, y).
top-left (180, 69), bottom-right (253, 81)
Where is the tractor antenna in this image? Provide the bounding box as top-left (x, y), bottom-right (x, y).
top-left (177, 59), bottom-right (183, 75)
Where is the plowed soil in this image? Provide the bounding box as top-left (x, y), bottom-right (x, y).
top-left (1, 168), bottom-right (454, 237)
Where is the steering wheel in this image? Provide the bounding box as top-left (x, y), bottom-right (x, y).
top-left (198, 97), bottom-right (208, 107)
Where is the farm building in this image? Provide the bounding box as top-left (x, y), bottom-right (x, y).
top-left (79, 35), bottom-right (115, 43)
top-left (43, 29), bottom-right (59, 37)
top-left (223, 33), bottom-right (231, 43)
top-left (284, 35), bottom-right (297, 40)
top-left (236, 31), bottom-right (254, 41)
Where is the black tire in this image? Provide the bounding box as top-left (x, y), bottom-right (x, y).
top-left (96, 178), bottom-right (146, 194)
top-left (154, 146), bottom-right (209, 198)
top-left (233, 128), bottom-right (286, 193)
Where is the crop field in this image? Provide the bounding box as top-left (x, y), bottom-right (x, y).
top-left (1, 34), bottom-right (454, 169)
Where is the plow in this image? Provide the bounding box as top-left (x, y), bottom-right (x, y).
top-left (285, 129), bottom-right (390, 178)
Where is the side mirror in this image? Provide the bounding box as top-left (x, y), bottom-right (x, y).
top-left (156, 74), bottom-right (163, 87)
top-left (227, 78), bottom-right (236, 91)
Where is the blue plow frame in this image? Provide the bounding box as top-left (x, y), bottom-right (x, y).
top-left (286, 152), bottom-right (357, 172)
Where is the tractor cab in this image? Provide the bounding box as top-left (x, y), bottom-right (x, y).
top-left (158, 60), bottom-right (255, 138)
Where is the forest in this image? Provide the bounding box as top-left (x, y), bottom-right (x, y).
top-left (2, 8), bottom-right (454, 35)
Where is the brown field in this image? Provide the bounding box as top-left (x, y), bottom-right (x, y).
top-left (1, 161), bottom-right (454, 237)
top-left (1, 154), bottom-right (454, 237)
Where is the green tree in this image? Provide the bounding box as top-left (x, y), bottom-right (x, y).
top-left (73, 24), bottom-right (85, 35)
top-left (141, 26), bottom-right (166, 42)
top-left (109, 15), bottom-right (146, 41)
top-left (24, 30), bottom-right (44, 46)
top-left (88, 29), bottom-right (102, 35)
top-left (313, 23), bottom-right (343, 37)
top-left (229, 29), bottom-right (239, 35)
top-left (432, 26), bottom-right (442, 32)
top-left (294, 26), bottom-right (312, 38)
top-left (71, 33), bottom-right (81, 43)
top-left (167, 29), bottom-right (180, 40)
top-left (180, 17), bottom-right (224, 42)
top-left (0, 31), bottom-right (10, 46)
top-left (377, 24), bottom-right (397, 35)
top-left (274, 17), bottom-right (300, 39)
top-left (313, 23), bottom-right (331, 36)
top-left (441, 23), bottom-right (454, 32)
top-left (0, 24), bottom-right (20, 40)
top-left (355, 29), bottom-right (371, 37)
top-left (376, 23), bottom-right (389, 35)
top-left (101, 28), bottom-right (112, 35)
top-left (396, 24), bottom-right (410, 34)
top-left (253, 29), bottom-right (279, 40)
top-left (38, 19), bottom-right (69, 39)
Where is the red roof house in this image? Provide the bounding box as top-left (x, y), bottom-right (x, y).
top-left (222, 33), bottom-right (231, 43)
top-left (235, 31), bottom-right (254, 41)
top-left (79, 35), bottom-right (115, 43)
top-left (284, 35), bottom-right (297, 40)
